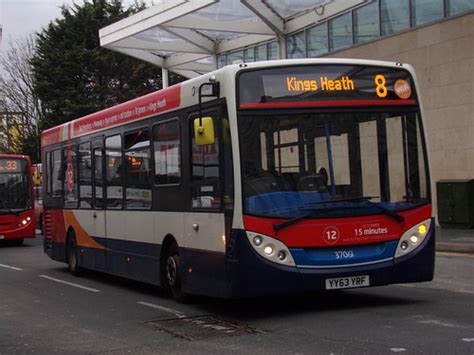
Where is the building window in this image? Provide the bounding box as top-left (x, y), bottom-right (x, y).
top-left (329, 12), bottom-right (353, 51)
top-left (381, 0), bottom-right (410, 35)
top-left (287, 31), bottom-right (306, 58)
top-left (354, 2), bottom-right (380, 44)
top-left (411, 0), bottom-right (444, 26)
top-left (447, 0), bottom-right (474, 16)
top-left (227, 51), bottom-right (243, 64)
top-left (124, 129), bottom-right (151, 209)
top-left (307, 23), bottom-right (328, 57)
top-left (154, 120), bottom-right (181, 185)
top-left (267, 41), bottom-right (279, 60)
top-left (105, 135), bottom-right (123, 209)
top-left (217, 55), bottom-right (226, 68)
top-left (244, 48), bottom-right (255, 62)
top-left (255, 43), bottom-right (267, 61)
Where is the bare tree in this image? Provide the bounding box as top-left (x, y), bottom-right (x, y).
top-left (0, 36), bottom-right (42, 156)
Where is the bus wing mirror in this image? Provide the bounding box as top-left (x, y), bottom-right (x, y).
top-left (194, 117), bottom-right (215, 146)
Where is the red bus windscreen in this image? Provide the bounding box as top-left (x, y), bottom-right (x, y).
top-left (0, 158), bottom-right (32, 213)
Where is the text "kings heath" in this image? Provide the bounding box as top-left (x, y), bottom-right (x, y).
top-left (286, 76), bottom-right (355, 92)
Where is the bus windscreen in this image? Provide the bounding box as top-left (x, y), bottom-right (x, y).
top-left (0, 158), bottom-right (31, 212)
top-left (238, 65), bottom-right (417, 108)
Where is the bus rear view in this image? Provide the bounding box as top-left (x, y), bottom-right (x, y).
top-left (0, 155), bottom-right (35, 245)
top-left (232, 61), bottom-right (434, 296)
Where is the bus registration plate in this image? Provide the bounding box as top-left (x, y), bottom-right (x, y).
top-left (325, 275), bottom-right (370, 290)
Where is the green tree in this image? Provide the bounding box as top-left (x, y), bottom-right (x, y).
top-left (31, 0), bottom-right (183, 131)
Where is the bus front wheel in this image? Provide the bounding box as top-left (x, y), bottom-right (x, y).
top-left (67, 231), bottom-right (82, 276)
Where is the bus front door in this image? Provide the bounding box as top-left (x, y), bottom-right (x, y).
top-left (89, 140), bottom-right (106, 270)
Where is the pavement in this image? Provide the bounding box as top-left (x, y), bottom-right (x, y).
top-left (436, 226), bottom-right (474, 254)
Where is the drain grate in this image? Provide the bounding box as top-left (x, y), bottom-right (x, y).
top-left (144, 315), bottom-right (264, 341)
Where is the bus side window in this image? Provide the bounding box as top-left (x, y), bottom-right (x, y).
top-left (105, 135), bottom-right (123, 209)
top-left (190, 114), bottom-right (220, 210)
top-left (63, 145), bottom-right (78, 208)
top-left (45, 151), bottom-right (51, 198)
top-left (93, 148), bottom-right (103, 209)
top-left (153, 119), bottom-right (181, 185)
top-left (124, 129), bottom-right (151, 209)
top-left (51, 149), bottom-right (62, 199)
top-left (78, 142), bottom-right (92, 209)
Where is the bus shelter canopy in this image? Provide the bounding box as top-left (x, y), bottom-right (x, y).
top-left (99, 0), bottom-right (364, 78)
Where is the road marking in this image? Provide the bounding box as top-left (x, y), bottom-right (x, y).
top-left (39, 275), bottom-right (100, 293)
top-left (397, 283), bottom-right (474, 295)
top-left (418, 319), bottom-right (467, 328)
top-left (0, 263), bottom-right (23, 271)
top-left (390, 348), bottom-right (407, 352)
top-left (137, 301), bottom-right (186, 318)
top-left (462, 338), bottom-right (474, 342)
top-left (437, 252), bottom-right (474, 258)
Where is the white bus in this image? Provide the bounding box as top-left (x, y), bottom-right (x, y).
top-left (42, 59), bottom-right (434, 300)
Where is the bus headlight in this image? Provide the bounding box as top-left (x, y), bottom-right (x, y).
top-left (246, 231), bottom-right (295, 267)
top-left (19, 218), bottom-right (31, 227)
top-left (395, 219), bottom-right (431, 258)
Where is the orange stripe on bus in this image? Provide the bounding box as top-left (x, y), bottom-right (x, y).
top-left (63, 210), bottom-right (106, 250)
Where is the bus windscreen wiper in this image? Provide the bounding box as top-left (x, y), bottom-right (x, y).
top-left (273, 207), bottom-right (334, 232)
top-left (304, 195), bottom-right (404, 223)
top-left (273, 196), bottom-right (404, 232)
top-left (0, 200), bottom-right (20, 216)
top-left (360, 198), bottom-right (405, 223)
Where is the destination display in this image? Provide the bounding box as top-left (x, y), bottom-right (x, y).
top-left (238, 65), bottom-right (417, 107)
top-left (0, 159), bottom-right (24, 173)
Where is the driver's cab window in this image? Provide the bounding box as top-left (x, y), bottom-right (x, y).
top-left (190, 112), bottom-right (220, 210)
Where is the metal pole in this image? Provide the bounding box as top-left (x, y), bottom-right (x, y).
top-left (162, 68), bottom-right (169, 89)
top-left (278, 36), bottom-right (286, 59)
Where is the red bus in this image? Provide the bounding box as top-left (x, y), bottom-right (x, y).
top-left (42, 59), bottom-right (434, 300)
top-left (0, 154), bottom-right (36, 245)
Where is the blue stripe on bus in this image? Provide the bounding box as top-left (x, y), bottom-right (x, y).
top-left (290, 240), bottom-right (398, 268)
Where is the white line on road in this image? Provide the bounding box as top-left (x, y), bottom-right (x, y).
top-left (39, 275), bottom-right (101, 293)
top-left (390, 348), bottom-right (407, 352)
top-left (437, 252), bottom-right (474, 258)
top-left (462, 338), bottom-right (474, 342)
top-left (0, 263), bottom-right (23, 271)
top-left (137, 301), bottom-right (186, 318)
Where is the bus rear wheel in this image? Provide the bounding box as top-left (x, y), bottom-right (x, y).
top-left (67, 231), bottom-right (82, 276)
top-left (163, 244), bottom-right (188, 302)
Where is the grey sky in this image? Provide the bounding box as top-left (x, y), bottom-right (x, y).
top-left (0, 0), bottom-right (152, 50)
top-left (1, 0), bottom-right (72, 48)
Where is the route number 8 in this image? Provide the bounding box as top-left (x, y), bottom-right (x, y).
top-left (375, 74), bottom-right (387, 98)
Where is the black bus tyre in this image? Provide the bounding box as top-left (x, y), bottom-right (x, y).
top-left (67, 231), bottom-right (82, 276)
top-left (163, 244), bottom-right (189, 303)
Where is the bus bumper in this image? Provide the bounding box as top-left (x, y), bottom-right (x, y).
top-left (0, 212), bottom-right (36, 241)
top-left (225, 226), bottom-right (435, 299)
